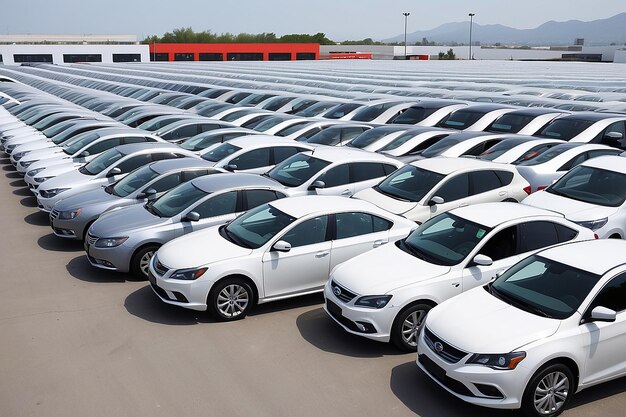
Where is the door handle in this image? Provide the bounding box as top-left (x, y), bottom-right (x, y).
top-left (315, 251), bottom-right (330, 258)
top-left (498, 191), bottom-right (507, 196)
top-left (459, 203), bottom-right (469, 207)
top-left (373, 240), bottom-right (387, 248)
top-left (341, 189), bottom-right (352, 196)
top-left (451, 282), bottom-right (460, 288)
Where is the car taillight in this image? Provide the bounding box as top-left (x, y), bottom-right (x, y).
top-left (537, 185), bottom-right (547, 191)
top-left (523, 186), bottom-right (532, 195)
top-left (594, 233), bottom-right (599, 239)
top-left (520, 151), bottom-right (540, 161)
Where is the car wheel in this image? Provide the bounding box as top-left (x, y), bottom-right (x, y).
top-left (391, 303), bottom-right (432, 351)
top-left (208, 278), bottom-right (253, 321)
top-left (130, 245), bottom-right (159, 280)
top-left (521, 363), bottom-right (574, 417)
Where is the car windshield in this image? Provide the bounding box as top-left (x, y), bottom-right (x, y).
top-left (80, 149), bottom-right (124, 175)
top-left (323, 103), bottom-right (363, 119)
top-left (150, 181), bottom-right (208, 218)
top-left (43, 120), bottom-right (78, 137)
top-left (535, 119), bottom-right (595, 140)
top-left (347, 129), bottom-right (397, 149)
top-left (516, 144), bottom-right (577, 166)
top-left (352, 102), bottom-right (405, 122)
top-left (267, 153), bottom-right (331, 187)
top-left (201, 143), bottom-right (242, 162)
top-left (306, 129), bottom-right (342, 145)
top-left (138, 116), bottom-right (186, 131)
top-left (110, 165), bottom-right (160, 197)
top-left (253, 117), bottom-right (291, 132)
top-left (61, 131), bottom-right (101, 155)
top-left (402, 213), bottom-right (491, 266)
top-left (437, 110), bottom-right (486, 130)
top-left (547, 165), bottom-right (626, 207)
top-left (420, 136), bottom-right (463, 158)
top-left (260, 96), bottom-right (294, 111)
top-left (478, 139), bottom-right (527, 161)
top-left (224, 204), bottom-right (296, 249)
top-left (295, 102), bottom-right (339, 117)
top-left (275, 121), bottom-right (313, 137)
top-left (487, 114), bottom-right (535, 133)
top-left (375, 165), bottom-right (445, 202)
top-left (389, 106), bottom-right (438, 124)
top-left (378, 131), bottom-right (421, 151)
top-left (491, 255), bottom-right (600, 319)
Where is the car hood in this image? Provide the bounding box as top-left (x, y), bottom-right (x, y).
top-left (353, 187), bottom-right (418, 215)
top-left (21, 147), bottom-right (65, 161)
top-left (54, 187), bottom-right (116, 211)
top-left (426, 286), bottom-right (561, 353)
top-left (523, 190), bottom-right (618, 222)
top-left (89, 204), bottom-right (163, 237)
top-left (39, 169), bottom-right (91, 191)
top-left (156, 226), bottom-right (253, 270)
top-left (331, 243), bottom-right (450, 295)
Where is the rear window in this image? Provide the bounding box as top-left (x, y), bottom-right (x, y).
top-left (437, 110), bottom-right (486, 130)
top-left (535, 119), bottom-right (595, 140)
top-left (487, 114), bottom-right (535, 133)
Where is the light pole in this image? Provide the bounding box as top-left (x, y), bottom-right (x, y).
top-left (468, 13), bottom-right (475, 60)
top-left (403, 12), bottom-right (410, 60)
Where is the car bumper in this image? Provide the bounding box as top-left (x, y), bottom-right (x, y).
top-left (148, 264), bottom-right (213, 311)
top-left (49, 211), bottom-right (85, 240)
top-left (84, 239), bottom-right (133, 273)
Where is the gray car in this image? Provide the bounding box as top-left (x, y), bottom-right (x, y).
top-left (50, 158), bottom-right (223, 240)
top-left (85, 173), bottom-right (288, 278)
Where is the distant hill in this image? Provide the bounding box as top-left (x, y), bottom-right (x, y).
top-left (384, 13), bottom-right (626, 46)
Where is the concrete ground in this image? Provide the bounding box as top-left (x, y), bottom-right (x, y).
top-left (1, 156), bottom-right (625, 417)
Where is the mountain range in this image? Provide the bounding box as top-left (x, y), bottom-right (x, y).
top-left (384, 13), bottom-right (626, 46)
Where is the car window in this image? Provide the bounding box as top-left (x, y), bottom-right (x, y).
top-left (117, 154), bottom-right (153, 173)
top-left (470, 170), bottom-right (502, 195)
top-left (199, 124), bottom-right (221, 133)
top-left (122, 136), bottom-right (148, 144)
top-left (517, 221), bottom-right (560, 253)
top-left (464, 139), bottom-right (501, 156)
top-left (336, 212), bottom-right (379, 239)
top-left (273, 147), bottom-right (306, 164)
top-left (587, 149), bottom-right (621, 159)
top-left (147, 173), bottom-right (183, 193)
top-left (494, 170), bottom-right (514, 186)
top-left (244, 189), bottom-right (284, 210)
top-left (84, 138), bottom-right (121, 155)
top-left (229, 148), bottom-right (271, 170)
top-left (192, 191), bottom-right (238, 218)
top-left (478, 225), bottom-right (517, 262)
top-left (280, 216), bottom-right (329, 248)
top-left (182, 169), bottom-right (210, 182)
top-left (555, 223), bottom-right (578, 242)
top-left (162, 124), bottom-right (199, 141)
top-left (590, 273), bottom-right (626, 313)
top-left (558, 153), bottom-right (586, 171)
top-left (351, 162), bottom-right (387, 183)
top-left (342, 127), bottom-right (369, 141)
top-left (318, 164), bottom-right (350, 188)
top-left (434, 173), bottom-right (469, 202)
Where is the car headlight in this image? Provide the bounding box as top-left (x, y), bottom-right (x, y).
top-left (574, 218), bottom-right (608, 231)
top-left (169, 267), bottom-right (208, 281)
top-left (58, 209), bottom-right (81, 220)
top-left (467, 352), bottom-right (526, 370)
top-left (354, 295), bottom-right (392, 309)
top-left (26, 167), bottom-right (46, 177)
top-left (19, 160), bottom-right (34, 168)
top-left (34, 176), bottom-right (53, 183)
top-left (39, 188), bottom-right (70, 198)
top-left (7, 145), bottom-right (20, 152)
top-left (94, 236), bottom-right (128, 248)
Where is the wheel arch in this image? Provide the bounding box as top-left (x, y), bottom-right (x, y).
top-left (211, 273), bottom-right (259, 306)
top-left (532, 356), bottom-right (581, 393)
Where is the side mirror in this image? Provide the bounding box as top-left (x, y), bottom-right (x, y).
top-left (428, 196), bottom-right (444, 206)
top-left (472, 254), bottom-right (493, 266)
top-left (106, 167), bottom-right (122, 177)
top-left (184, 211), bottom-right (200, 222)
top-left (273, 240), bottom-right (292, 252)
top-left (140, 188), bottom-right (157, 202)
top-left (308, 180), bottom-right (326, 191)
top-left (605, 131), bottom-right (624, 140)
top-left (81, 151), bottom-right (90, 157)
top-left (224, 164), bottom-right (238, 172)
top-left (590, 306), bottom-right (616, 323)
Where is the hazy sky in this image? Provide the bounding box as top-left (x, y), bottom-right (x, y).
top-left (4, 0), bottom-right (625, 41)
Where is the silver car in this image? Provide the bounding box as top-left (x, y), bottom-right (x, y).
top-left (85, 173), bottom-right (288, 278)
top-left (50, 158), bottom-right (223, 240)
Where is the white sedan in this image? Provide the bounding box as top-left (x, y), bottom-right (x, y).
top-left (149, 196), bottom-right (416, 319)
top-left (324, 203), bottom-right (594, 351)
top-left (417, 239), bottom-right (626, 417)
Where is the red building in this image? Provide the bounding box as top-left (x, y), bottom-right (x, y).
top-left (148, 43), bottom-right (319, 61)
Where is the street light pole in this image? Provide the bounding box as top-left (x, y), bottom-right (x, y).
top-left (403, 12), bottom-right (410, 60)
top-left (468, 13), bottom-right (475, 60)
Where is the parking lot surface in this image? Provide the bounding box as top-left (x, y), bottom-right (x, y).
top-left (1, 157), bottom-right (625, 417)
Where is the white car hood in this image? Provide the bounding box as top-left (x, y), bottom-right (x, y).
top-left (39, 169), bottom-right (90, 191)
top-left (523, 190), bottom-right (618, 222)
top-left (157, 226), bottom-right (253, 270)
top-left (427, 286), bottom-right (560, 353)
top-left (331, 242), bottom-right (450, 295)
top-left (353, 187), bottom-right (418, 215)
top-left (22, 147), bottom-right (65, 161)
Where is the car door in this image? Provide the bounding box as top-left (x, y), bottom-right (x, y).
top-left (580, 272), bottom-right (626, 384)
top-left (183, 190), bottom-right (240, 233)
top-left (314, 164), bottom-right (353, 196)
top-left (262, 215), bottom-right (332, 297)
top-left (329, 212), bottom-right (393, 270)
top-left (228, 147), bottom-right (271, 174)
top-left (350, 162), bottom-right (397, 195)
top-left (76, 137), bottom-right (122, 163)
top-left (424, 173), bottom-right (470, 219)
top-left (468, 169), bottom-right (509, 203)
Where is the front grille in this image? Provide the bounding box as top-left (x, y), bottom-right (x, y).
top-left (150, 282), bottom-right (171, 301)
top-left (86, 233), bottom-right (98, 246)
top-left (330, 280), bottom-right (357, 303)
top-left (50, 209), bottom-right (60, 220)
top-left (326, 300), bottom-right (360, 332)
top-left (423, 327), bottom-right (468, 364)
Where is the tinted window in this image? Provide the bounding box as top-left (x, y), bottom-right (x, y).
top-left (281, 216), bottom-right (329, 247)
top-left (318, 164), bottom-right (350, 188)
top-left (122, 136), bottom-right (148, 144)
top-left (162, 125), bottom-right (198, 141)
top-left (202, 143), bottom-right (241, 162)
top-left (548, 165), bottom-right (626, 207)
top-left (351, 162), bottom-right (386, 183)
top-left (517, 144), bottom-right (578, 166)
top-left (555, 223), bottom-right (578, 242)
top-left (470, 170), bottom-right (502, 195)
top-left (182, 169), bottom-right (210, 181)
top-left (84, 138), bottom-right (121, 155)
top-left (591, 273), bottom-right (626, 312)
top-left (117, 154), bottom-right (153, 173)
top-left (335, 212), bottom-right (392, 239)
top-left (352, 102), bottom-right (405, 122)
top-left (536, 119), bottom-right (595, 140)
top-left (518, 222), bottom-right (560, 253)
top-left (437, 110), bottom-right (486, 130)
top-left (435, 174), bottom-right (469, 202)
top-left (244, 190), bottom-right (284, 210)
top-left (230, 148), bottom-right (271, 170)
top-left (148, 173), bottom-right (183, 193)
top-left (389, 106), bottom-right (438, 124)
top-left (273, 147), bottom-right (305, 164)
top-left (494, 170), bottom-right (514, 186)
top-left (558, 153), bottom-right (586, 171)
top-left (193, 191), bottom-right (238, 218)
top-left (465, 139), bottom-right (501, 156)
top-left (275, 121), bottom-right (311, 137)
top-left (479, 226), bottom-right (517, 261)
top-left (268, 154), bottom-right (331, 187)
top-left (376, 165), bottom-right (445, 203)
top-left (323, 103), bottom-right (363, 119)
top-left (487, 114), bottom-right (535, 133)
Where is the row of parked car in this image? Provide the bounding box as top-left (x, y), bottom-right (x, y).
top-left (2, 62), bottom-right (626, 417)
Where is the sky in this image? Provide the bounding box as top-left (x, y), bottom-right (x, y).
top-left (3, 0), bottom-right (625, 41)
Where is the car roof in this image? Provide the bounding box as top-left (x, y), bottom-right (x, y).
top-left (303, 146), bottom-right (400, 164)
top-left (115, 142), bottom-right (179, 155)
top-left (555, 112), bottom-right (626, 122)
top-left (501, 108), bottom-right (567, 116)
top-left (225, 135), bottom-right (306, 147)
top-left (407, 100), bottom-right (466, 109)
top-left (581, 155), bottom-right (626, 173)
top-left (451, 202), bottom-right (563, 229)
top-left (90, 127), bottom-right (150, 137)
top-left (191, 172), bottom-right (278, 193)
top-left (538, 239), bottom-right (626, 276)
top-left (149, 157), bottom-right (212, 174)
top-left (411, 157), bottom-right (517, 174)
top-left (269, 195), bottom-right (382, 218)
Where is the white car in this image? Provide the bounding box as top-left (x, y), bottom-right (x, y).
top-left (436, 104), bottom-right (516, 131)
top-left (523, 155), bottom-right (626, 238)
top-left (476, 136), bottom-right (564, 164)
top-left (324, 203), bottom-right (594, 351)
top-left (149, 196), bottom-right (417, 318)
top-left (353, 158), bottom-right (530, 223)
top-left (534, 112), bottom-right (626, 145)
top-left (386, 100), bottom-right (467, 126)
top-left (515, 143), bottom-right (621, 192)
top-left (376, 127), bottom-right (453, 158)
top-left (484, 108), bottom-right (567, 135)
top-left (345, 126), bottom-right (411, 152)
top-left (350, 100), bottom-right (419, 124)
top-left (417, 239), bottom-right (626, 417)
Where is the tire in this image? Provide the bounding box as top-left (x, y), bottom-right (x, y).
top-left (130, 245), bottom-right (160, 280)
top-left (521, 363), bottom-right (574, 417)
top-left (502, 198), bottom-right (518, 203)
top-left (609, 234), bottom-right (621, 239)
top-left (207, 277), bottom-right (254, 321)
top-left (391, 303), bottom-right (432, 351)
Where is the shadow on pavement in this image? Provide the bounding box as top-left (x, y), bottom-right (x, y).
top-left (9, 179), bottom-right (26, 187)
top-left (12, 186), bottom-right (31, 196)
top-left (37, 233), bottom-right (83, 251)
top-left (390, 362), bottom-right (514, 417)
top-left (296, 307), bottom-right (405, 358)
top-left (250, 292), bottom-right (323, 317)
top-left (0, 157), bottom-right (10, 164)
top-left (25, 211), bottom-right (49, 226)
top-left (66, 255), bottom-right (129, 283)
top-left (20, 196), bottom-right (37, 207)
top-left (2, 164), bottom-right (15, 172)
top-left (4, 172), bottom-right (21, 179)
top-left (568, 375), bottom-right (626, 410)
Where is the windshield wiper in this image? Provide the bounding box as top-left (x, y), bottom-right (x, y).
top-left (103, 184), bottom-right (117, 196)
top-left (223, 227), bottom-right (251, 248)
top-left (373, 185), bottom-right (413, 202)
top-left (490, 285), bottom-right (553, 318)
top-left (144, 203), bottom-right (161, 217)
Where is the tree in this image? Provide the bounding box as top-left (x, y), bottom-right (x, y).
top-left (438, 48), bottom-right (456, 60)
